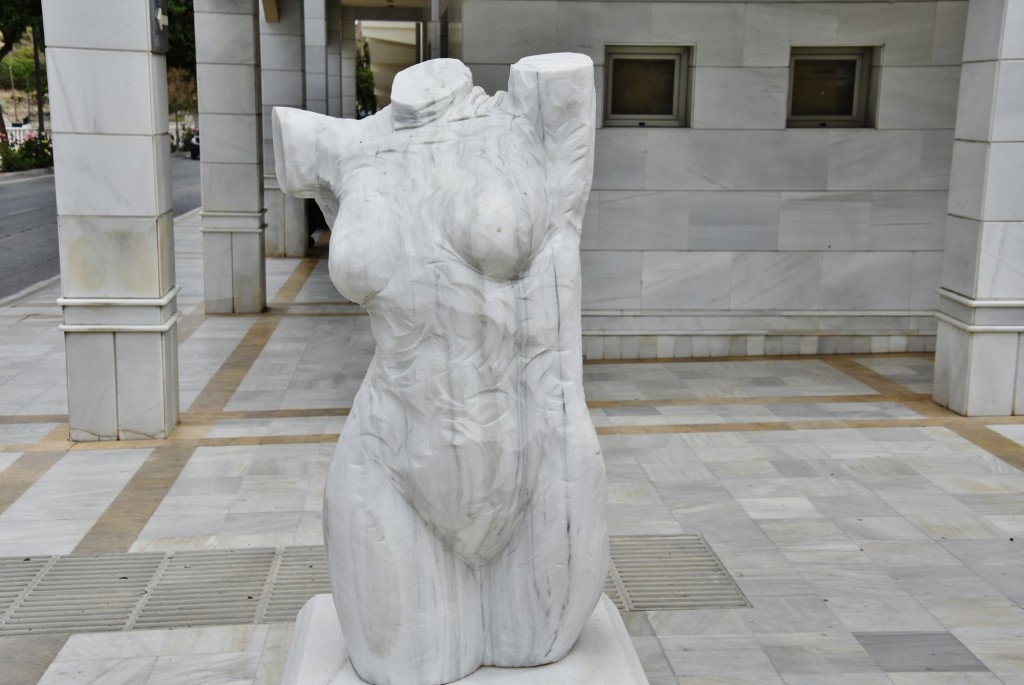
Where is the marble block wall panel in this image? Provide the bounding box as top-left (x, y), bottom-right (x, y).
top-left (820, 252), bottom-right (913, 310)
top-left (910, 251), bottom-right (944, 309)
top-left (58, 214), bottom-right (174, 299)
top-left (194, 11), bottom-right (261, 65)
top-left (596, 191), bottom-right (688, 250)
top-left (877, 66), bottom-right (961, 130)
top-left (640, 252), bottom-right (732, 309)
top-left (554, 2), bottom-right (652, 65)
top-left (463, 0), bottom-right (557, 64)
top-left (778, 192), bottom-right (871, 251)
top-left (868, 191), bottom-right (949, 251)
top-left (932, 1), bottom-right (970, 65)
top-left (948, 140), bottom-right (988, 221)
top-left (953, 61), bottom-right (998, 141)
top-left (52, 135), bottom-right (171, 217)
top-left (730, 253), bottom-right (822, 310)
top-left (977, 222), bottom-right (1024, 299)
top-left (582, 251), bottom-right (643, 309)
top-left (983, 143), bottom-right (1024, 220)
top-left (920, 129), bottom-right (956, 190)
top-left (198, 64), bottom-right (261, 115)
top-left (41, 0), bottom-right (150, 51)
top-left (992, 60), bottom-right (1024, 141)
top-left (465, 64), bottom-right (513, 100)
top-left (644, 131), bottom-right (738, 192)
top-left (962, 0), bottom-right (1010, 62)
top-left (742, 4), bottom-right (840, 67)
top-left (688, 192), bottom-right (779, 250)
top-left (691, 68), bottom-right (788, 129)
top-left (593, 129), bottom-right (646, 191)
top-left (49, 49), bottom-right (166, 136)
top-left (201, 164), bottom-right (263, 214)
top-left (839, 2), bottom-right (935, 65)
top-left (650, 3), bottom-right (745, 66)
top-left (941, 215), bottom-right (981, 298)
top-left (114, 331), bottom-right (177, 440)
top-left (199, 114), bottom-right (262, 165)
top-left (735, 131), bottom-right (830, 190)
top-left (65, 333), bottom-right (117, 441)
top-left (826, 131), bottom-right (924, 191)
top-left (966, 332), bottom-right (1020, 415)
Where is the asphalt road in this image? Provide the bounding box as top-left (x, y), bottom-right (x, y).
top-left (0, 155), bottom-right (202, 300)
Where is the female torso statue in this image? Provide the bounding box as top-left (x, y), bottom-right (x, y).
top-left (273, 53), bottom-right (607, 685)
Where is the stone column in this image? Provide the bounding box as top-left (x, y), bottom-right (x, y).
top-left (934, 0), bottom-right (1024, 415)
top-left (195, 0), bottom-right (267, 314)
top-left (42, 0), bottom-right (179, 440)
top-left (261, 0), bottom-right (308, 257)
top-left (327, 1), bottom-right (343, 117)
top-left (305, 0), bottom-right (328, 115)
top-left (340, 7), bottom-right (357, 119)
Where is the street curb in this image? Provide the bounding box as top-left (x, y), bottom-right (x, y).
top-left (0, 166), bottom-right (54, 184)
top-left (0, 274), bottom-right (60, 308)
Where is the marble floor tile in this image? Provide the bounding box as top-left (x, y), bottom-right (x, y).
top-left (757, 631), bottom-right (881, 675)
top-left (737, 497), bottom-right (824, 520)
top-left (37, 657), bottom-right (158, 685)
top-left (855, 632), bottom-right (989, 673)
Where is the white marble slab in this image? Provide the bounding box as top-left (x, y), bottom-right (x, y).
top-left (281, 594), bottom-right (649, 685)
top-left (992, 60), bottom-right (1024, 141)
top-left (691, 68), bottom-right (788, 130)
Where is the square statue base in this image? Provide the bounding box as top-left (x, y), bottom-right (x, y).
top-left (281, 594), bottom-right (650, 684)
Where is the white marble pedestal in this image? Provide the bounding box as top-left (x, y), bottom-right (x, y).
top-left (281, 594), bottom-right (650, 685)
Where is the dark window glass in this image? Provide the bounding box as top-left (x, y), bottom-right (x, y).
top-left (609, 58), bottom-right (676, 116)
top-left (790, 58), bottom-right (858, 117)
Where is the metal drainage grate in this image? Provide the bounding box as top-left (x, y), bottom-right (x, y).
top-left (605, 535), bottom-right (749, 611)
top-left (0, 536), bottom-right (746, 636)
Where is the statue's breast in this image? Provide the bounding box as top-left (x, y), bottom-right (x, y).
top-left (442, 133), bottom-right (547, 282)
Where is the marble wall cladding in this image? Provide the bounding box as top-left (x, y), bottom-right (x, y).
top-left (53, 135), bottom-right (171, 217)
top-left (984, 143), bottom-right (1024, 220)
top-left (689, 192), bottom-right (779, 250)
top-left (731, 253), bottom-right (822, 310)
top-left (868, 191), bottom-right (949, 251)
top-left (58, 214), bottom-right (174, 299)
top-left (581, 251), bottom-right (643, 309)
top-left (41, 0), bottom-right (150, 51)
top-left (876, 66), bottom-right (961, 130)
top-left (644, 131), bottom-right (738, 192)
top-left (821, 252), bottom-right (913, 309)
top-left (596, 192), bottom-right (688, 250)
top-left (65, 332), bottom-right (118, 441)
top-left (198, 65), bottom-right (261, 116)
top-left (953, 61), bottom-right (997, 141)
top-left (638, 252), bottom-right (728, 310)
top-left (201, 163), bottom-right (263, 214)
top-left (650, 3), bottom-right (745, 66)
top-left (977, 221), bottom-right (1024, 299)
top-left (463, 0), bottom-right (557, 64)
top-left (941, 215), bottom-right (981, 298)
top-left (461, 0), bottom-right (963, 351)
top-left (194, 11), bottom-right (260, 65)
top-left (779, 192), bottom-right (871, 251)
top-left (691, 68), bottom-right (788, 129)
top-left (993, 60), bottom-right (1024, 141)
top-left (48, 50), bottom-right (165, 136)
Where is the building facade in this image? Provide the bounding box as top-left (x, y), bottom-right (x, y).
top-left (41, 0), bottom-right (1024, 442)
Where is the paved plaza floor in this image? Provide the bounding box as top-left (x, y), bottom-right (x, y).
top-left (1, 211), bottom-right (1024, 684)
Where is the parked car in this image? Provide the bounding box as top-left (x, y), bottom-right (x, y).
top-left (189, 133), bottom-right (200, 160)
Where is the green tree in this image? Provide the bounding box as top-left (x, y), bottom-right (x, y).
top-left (166, 0), bottom-right (195, 77)
top-left (0, 0), bottom-right (42, 141)
top-left (355, 37), bottom-right (376, 120)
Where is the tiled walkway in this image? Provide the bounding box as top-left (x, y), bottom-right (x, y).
top-left (1, 211), bottom-right (1024, 684)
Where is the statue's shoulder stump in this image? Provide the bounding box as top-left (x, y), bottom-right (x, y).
top-left (280, 594), bottom-right (650, 685)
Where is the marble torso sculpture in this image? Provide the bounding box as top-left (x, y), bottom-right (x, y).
top-left (273, 53), bottom-right (607, 685)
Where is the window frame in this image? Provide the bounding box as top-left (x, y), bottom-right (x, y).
top-left (787, 46), bottom-right (875, 129)
top-left (604, 45), bottom-right (690, 128)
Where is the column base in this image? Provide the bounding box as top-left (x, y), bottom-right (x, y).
top-left (934, 288), bottom-right (1024, 415)
top-left (201, 211), bottom-right (267, 314)
top-left (281, 594), bottom-right (650, 685)
top-left (59, 288), bottom-right (181, 441)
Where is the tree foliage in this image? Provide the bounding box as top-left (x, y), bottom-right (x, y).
top-left (355, 37), bottom-right (376, 120)
top-left (167, 0), bottom-right (195, 77)
top-left (168, 66), bottom-right (197, 117)
top-left (0, 0), bottom-right (41, 65)
top-left (0, 40), bottom-right (44, 92)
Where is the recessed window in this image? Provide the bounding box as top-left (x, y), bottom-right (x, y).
top-left (605, 46), bottom-right (689, 127)
top-left (788, 47), bottom-right (876, 128)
